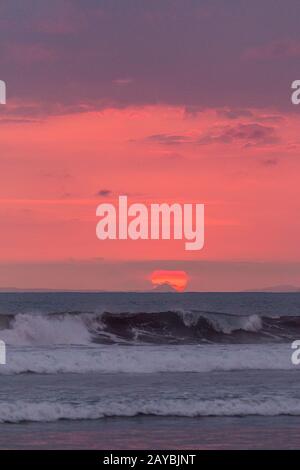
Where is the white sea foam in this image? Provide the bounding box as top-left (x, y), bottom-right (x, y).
top-left (0, 313), bottom-right (92, 346)
top-left (0, 343), bottom-right (294, 375)
top-left (0, 396), bottom-right (300, 423)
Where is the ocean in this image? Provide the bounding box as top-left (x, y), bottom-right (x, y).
top-left (0, 291), bottom-right (299, 449)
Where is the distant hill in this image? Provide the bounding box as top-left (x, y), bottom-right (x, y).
top-left (152, 283), bottom-right (179, 293)
top-left (245, 284), bottom-right (300, 293)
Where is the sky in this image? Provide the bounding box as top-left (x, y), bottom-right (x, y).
top-left (0, 0), bottom-right (300, 291)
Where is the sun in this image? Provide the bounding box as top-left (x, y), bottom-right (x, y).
top-left (150, 270), bottom-right (189, 292)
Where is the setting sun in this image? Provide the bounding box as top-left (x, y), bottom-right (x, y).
top-left (150, 270), bottom-right (189, 292)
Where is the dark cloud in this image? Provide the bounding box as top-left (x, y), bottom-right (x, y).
top-left (262, 158), bottom-right (278, 166)
top-left (198, 123), bottom-right (279, 146)
top-left (143, 123), bottom-right (279, 148)
top-left (184, 105), bottom-right (205, 117)
top-left (145, 134), bottom-right (191, 145)
top-left (97, 189), bottom-right (112, 197)
top-left (1, 1), bottom-right (300, 115)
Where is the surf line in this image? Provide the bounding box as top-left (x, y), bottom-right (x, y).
top-left (96, 195), bottom-right (204, 251)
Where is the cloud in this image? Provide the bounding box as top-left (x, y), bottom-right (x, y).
top-left (244, 39), bottom-right (300, 61)
top-left (97, 189), bottom-right (112, 197)
top-left (6, 43), bottom-right (56, 64)
top-left (184, 105), bottom-right (204, 117)
top-left (198, 123), bottom-right (279, 146)
top-left (0, 101), bottom-right (100, 120)
top-left (143, 123), bottom-right (279, 149)
top-left (145, 134), bottom-right (191, 145)
top-left (0, 117), bottom-right (41, 125)
top-left (218, 108), bottom-right (254, 120)
top-left (1, 1), bottom-right (300, 116)
top-left (262, 158), bottom-right (278, 166)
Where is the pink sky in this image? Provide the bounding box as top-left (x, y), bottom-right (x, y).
top-left (0, 105), bottom-right (299, 290)
top-left (1, 2), bottom-right (300, 290)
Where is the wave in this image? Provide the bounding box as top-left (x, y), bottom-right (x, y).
top-left (0, 344), bottom-right (294, 374)
top-left (0, 313), bottom-right (91, 346)
top-left (0, 310), bottom-right (299, 346)
top-left (1, 396), bottom-right (300, 422)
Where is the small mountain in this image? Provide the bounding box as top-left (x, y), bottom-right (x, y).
top-left (245, 284), bottom-right (300, 293)
top-left (152, 283), bottom-right (178, 293)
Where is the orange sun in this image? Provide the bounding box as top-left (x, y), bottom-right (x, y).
top-left (150, 270), bottom-right (189, 292)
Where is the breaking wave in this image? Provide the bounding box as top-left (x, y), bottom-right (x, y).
top-left (0, 310), bottom-right (299, 346)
